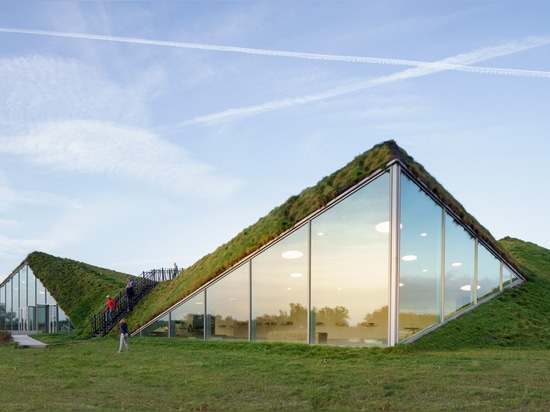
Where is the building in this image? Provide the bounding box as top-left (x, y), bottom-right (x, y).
top-left (135, 141), bottom-right (523, 346)
top-left (0, 261), bottom-right (72, 334)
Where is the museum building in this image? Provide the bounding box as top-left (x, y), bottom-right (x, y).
top-left (135, 142), bottom-right (523, 346)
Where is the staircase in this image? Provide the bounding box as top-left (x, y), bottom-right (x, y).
top-left (90, 267), bottom-right (178, 337)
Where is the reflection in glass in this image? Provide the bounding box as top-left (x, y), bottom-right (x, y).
top-left (28, 269), bottom-right (36, 308)
top-left (5, 279), bottom-right (13, 330)
top-left (37, 281), bottom-right (47, 305)
top-left (207, 264), bottom-right (250, 341)
top-left (58, 307), bottom-right (71, 333)
top-left (142, 314), bottom-right (169, 337)
top-left (13, 271), bottom-right (19, 331)
top-left (503, 266), bottom-right (512, 287)
top-left (444, 214), bottom-right (475, 318)
top-left (399, 174), bottom-right (442, 341)
top-left (20, 267), bottom-right (28, 308)
top-left (171, 291), bottom-right (206, 339)
top-left (0, 283), bottom-right (5, 330)
top-left (477, 245), bottom-right (501, 300)
top-left (251, 226), bottom-right (308, 343)
top-left (37, 305), bottom-right (47, 333)
top-left (311, 173), bottom-right (390, 346)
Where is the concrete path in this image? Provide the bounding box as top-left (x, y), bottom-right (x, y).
top-left (11, 334), bottom-right (48, 349)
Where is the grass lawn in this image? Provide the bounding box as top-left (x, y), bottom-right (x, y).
top-left (2, 335), bottom-right (550, 411)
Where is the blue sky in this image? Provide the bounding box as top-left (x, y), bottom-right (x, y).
top-left (0, 1), bottom-right (549, 283)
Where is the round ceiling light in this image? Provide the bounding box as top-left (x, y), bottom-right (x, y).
top-left (282, 250), bottom-right (303, 259)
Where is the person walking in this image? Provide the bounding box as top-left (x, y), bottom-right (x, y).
top-left (126, 277), bottom-right (135, 311)
top-left (118, 318), bottom-right (129, 353)
top-left (106, 295), bottom-right (116, 322)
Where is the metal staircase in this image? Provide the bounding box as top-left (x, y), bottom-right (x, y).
top-left (90, 267), bottom-right (178, 337)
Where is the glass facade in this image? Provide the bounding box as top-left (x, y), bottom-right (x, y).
top-left (398, 175), bottom-right (442, 341)
top-left (134, 163), bottom-right (523, 347)
top-left (207, 264), bottom-right (249, 341)
top-left (0, 263), bottom-right (72, 333)
top-left (311, 172), bottom-right (390, 346)
top-left (252, 225), bottom-right (309, 343)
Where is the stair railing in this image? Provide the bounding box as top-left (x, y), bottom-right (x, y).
top-left (90, 267), bottom-right (177, 337)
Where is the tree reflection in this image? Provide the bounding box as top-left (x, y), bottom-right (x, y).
top-left (0, 303), bottom-right (16, 329)
top-left (316, 305), bottom-right (350, 327)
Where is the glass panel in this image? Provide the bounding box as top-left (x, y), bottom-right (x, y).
top-left (510, 266), bottom-right (519, 283)
top-left (444, 214), bottom-right (475, 318)
top-left (398, 174), bottom-right (442, 341)
top-left (12, 271), bottom-right (19, 331)
top-left (37, 305), bottom-right (47, 333)
top-left (37, 280), bottom-right (47, 305)
top-left (0, 284), bottom-right (5, 330)
top-left (206, 264), bottom-right (249, 341)
top-left (28, 268), bottom-right (36, 307)
top-left (141, 314), bottom-right (169, 337)
top-left (171, 291), bottom-right (205, 339)
top-left (20, 266), bottom-right (28, 308)
top-left (49, 305), bottom-right (58, 333)
top-left (311, 173), bottom-right (390, 347)
top-left (58, 307), bottom-right (72, 333)
top-left (28, 306), bottom-right (36, 332)
top-left (45, 288), bottom-right (53, 305)
top-left (502, 265), bottom-right (512, 287)
top-left (251, 226), bottom-right (308, 343)
top-left (5, 279), bottom-right (12, 330)
top-left (477, 245), bottom-right (501, 300)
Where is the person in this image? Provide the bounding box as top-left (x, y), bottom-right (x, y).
top-left (118, 318), bottom-right (129, 353)
top-left (126, 277), bottom-right (135, 311)
top-left (106, 295), bottom-right (116, 322)
top-left (173, 262), bottom-right (179, 279)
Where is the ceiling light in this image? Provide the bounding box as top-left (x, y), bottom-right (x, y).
top-left (282, 250), bottom-right (303, 259)
top-left (375, 221), bottom-right (402, 233)
top-left (402, 255), bottom-right (418, 261)
top-left (451, 262), bottom-right (462, 267)
top-left (420, 233), bottom-right (427, 237)
top-left (375, 221), bottom-right (390, 233)
top-left (290, 272), bottom-right (303, 278)
top-left (460, 284), bottom-right (481, 291)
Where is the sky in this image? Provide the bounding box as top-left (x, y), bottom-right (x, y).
top-left (0, 1), bottom-right (549, 284)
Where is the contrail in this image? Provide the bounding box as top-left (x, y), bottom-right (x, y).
top-left (173, 37), bottom-right (550, 128)
top-left (1, 28), bottom-right (550, 78)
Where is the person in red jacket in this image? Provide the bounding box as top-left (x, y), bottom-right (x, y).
top-left (106, 295), bottom-right (116, 322)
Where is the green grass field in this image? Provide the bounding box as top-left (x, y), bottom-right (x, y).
top-left (2, 335), bottom-right (550, 411)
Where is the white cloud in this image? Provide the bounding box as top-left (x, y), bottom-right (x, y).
top-left (0, 52), bottom-right (241, 199)
top-left (0, 184), bottom-right (81, 213)
top-left (171, 36), bottom-right (550, 128)
top-left (0, 120), bottom-right (242, 198)
top-left (0, 54), bottom-right (149, 132)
